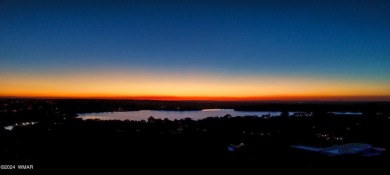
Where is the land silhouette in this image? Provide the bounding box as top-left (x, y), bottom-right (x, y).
top-left (1, 99), bottom-right (389, 172)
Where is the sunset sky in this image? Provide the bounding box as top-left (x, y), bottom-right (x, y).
top-left (1, 0), bottom-right (390, 101)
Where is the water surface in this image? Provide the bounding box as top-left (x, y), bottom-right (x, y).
top-left (78, 109), bottom-right (281, 121)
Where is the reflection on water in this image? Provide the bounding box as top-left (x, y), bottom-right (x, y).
top-left (81, 116), bottom-right (111, 120)
top-left (201, 109), bottom-right (230, 111)
top-left (78, 109), bottom-right (282, 121)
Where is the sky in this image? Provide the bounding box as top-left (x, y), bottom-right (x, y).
top-left (1, 0), bottom-right (390, 101)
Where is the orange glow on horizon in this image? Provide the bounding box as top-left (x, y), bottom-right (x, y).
top-left (1, 70), bottom-right (390, 101)
top-left (1, 94), bottom-right (390, 101)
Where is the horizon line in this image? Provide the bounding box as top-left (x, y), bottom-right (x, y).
top-left (1, 95), bottom-right (390, 102)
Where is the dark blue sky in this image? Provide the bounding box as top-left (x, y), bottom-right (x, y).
top-left (1, 0), bottom-right (390, 99)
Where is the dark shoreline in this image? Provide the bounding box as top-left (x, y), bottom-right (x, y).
top-left (2, 98), bottom-right (389, 113)
top-left (1, 99), bottom-right (390, 172)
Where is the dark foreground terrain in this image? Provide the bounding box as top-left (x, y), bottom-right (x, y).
top-left (1, 99), bottom-right (390, 173)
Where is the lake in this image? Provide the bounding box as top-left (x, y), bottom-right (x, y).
top-left (78, 109), bottom-right (282, 121)
top-left (77, 110), bottom-right (362, 121)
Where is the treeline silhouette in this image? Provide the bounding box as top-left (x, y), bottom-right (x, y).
top-left (0, 99), bottom-right (390, 172)
top-left (2, 98), bottom-right (389, 113)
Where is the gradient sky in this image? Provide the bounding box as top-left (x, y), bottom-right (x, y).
top-left (1, 0), bottom-right (390, 100)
